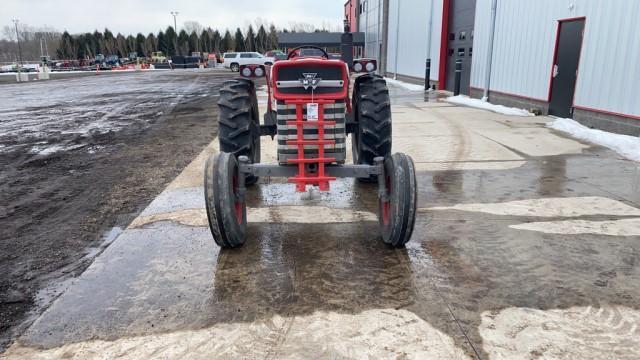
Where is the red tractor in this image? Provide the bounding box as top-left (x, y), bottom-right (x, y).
top-left (204, 46), bottom-right (417, 248)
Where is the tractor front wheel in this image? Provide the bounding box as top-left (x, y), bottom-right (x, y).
top-left (378, 153), bottom-right (417, 247)
top-left (204, 152), bottom-right (247, 248)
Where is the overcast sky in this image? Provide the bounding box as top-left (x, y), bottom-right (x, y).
top-left (2, 0), bottom-right (345, 36)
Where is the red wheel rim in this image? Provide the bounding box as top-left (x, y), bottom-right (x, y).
top-left (233, 173), bottom-right (243, 224)
top-left (381, 174), bottom-right (391, 226)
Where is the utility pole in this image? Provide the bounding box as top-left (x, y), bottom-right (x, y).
top-left (170, 11), bottom-right (179, 56)
top-left (12, 19), bottom-right (23, 79)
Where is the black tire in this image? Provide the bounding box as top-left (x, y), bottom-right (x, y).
top-left (230, 63), bottom-right (239, 72)
top-left (378, 153), bottom-right (417, 247)
top-left (204, 152), bottom-right (247, 248)
top-left (352, 74), bottom-right (392, 181)
top-left (218, 79), bottom-right (261, 185)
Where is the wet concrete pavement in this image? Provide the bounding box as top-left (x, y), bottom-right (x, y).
top-left (4, 84), bottom-right (640, 359)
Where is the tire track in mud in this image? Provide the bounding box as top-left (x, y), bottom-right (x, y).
top-left (429, 106), bottom-right (471, 170)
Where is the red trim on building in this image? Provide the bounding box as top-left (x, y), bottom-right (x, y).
top-left (344, 0), bottom-right (358, 32)
top-left (469, 86), bottom-right (547, 103)
top-left (573, 105), bottom-right (640, 121)
top-left (438, 0), bottom-right (450, 90)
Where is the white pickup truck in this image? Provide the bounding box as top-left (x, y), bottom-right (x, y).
top-left (222, 52), bottom-right (274, 72)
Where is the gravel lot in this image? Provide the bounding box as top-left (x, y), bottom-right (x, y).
top-left (0, 69), bottom-right (234, 350)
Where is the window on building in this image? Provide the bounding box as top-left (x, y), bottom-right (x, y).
top-left (448, 48), bottom-right (454, 56)
top-left (458, 48), bottom-right (465, 57)
top-left (469, 47), bottom-right (473, 56)
top-left (449, 33), bottom-right (455, 41)
top-left (459, 31), bottom-right (466, 40)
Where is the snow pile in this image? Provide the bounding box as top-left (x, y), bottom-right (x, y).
top-left (384, 77), bottom-right (425, 91)
top-left (547, 118), bottom-right (640, 162)
top-left (446, 95), bottom-right (534, 116)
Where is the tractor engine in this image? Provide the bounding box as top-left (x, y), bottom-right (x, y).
top-left (270, 58), bottom-right (349, 165)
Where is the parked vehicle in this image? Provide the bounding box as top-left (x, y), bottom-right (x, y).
top-left (265, 50), bottom-right (287, 61)
top-left (222, 52), bottom-right (275, 72)
top-left (151, 51), bottom-right (167, 63)
top-left (105, 55), bottom-right (120, 66)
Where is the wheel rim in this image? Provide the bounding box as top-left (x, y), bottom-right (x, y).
top-left (381, 174), bottom-right (391, 226)
top-left (232, 173), bottom-right (243, 224)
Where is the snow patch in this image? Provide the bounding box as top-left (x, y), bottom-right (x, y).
top-left (547, 118), bottom-right (640, 162)
top-left (30, 144), bottom-right (85, 155)
top-left (384, 77), bottom-right (425, 91)
top-left (446, 95), bottom-right (534, 117)
top-left (3, 309), bottom-right (470, 359)
top-left (510, 218), bottom-right (640, 236)
top-left (427, 197), bottom-right (640, 217)
top-left (480, 306), bottom-right (640, 359)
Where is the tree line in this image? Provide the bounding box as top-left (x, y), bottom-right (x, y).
top-left (0, 20), bottom-right (341, 62)
top-left (55, 24), bottom-right (280, 60)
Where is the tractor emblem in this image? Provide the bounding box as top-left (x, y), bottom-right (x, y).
top-left (300, 73), bottom-right (321, 90)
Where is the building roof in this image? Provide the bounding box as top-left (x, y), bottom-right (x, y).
top-left (277, 32), bottom-right (365, 47)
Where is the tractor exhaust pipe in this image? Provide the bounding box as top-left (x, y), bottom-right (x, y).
top-left (341, 18), bottom-right (354, 68)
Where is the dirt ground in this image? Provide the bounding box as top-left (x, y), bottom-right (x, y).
top-left (0, 70), bottom-right (233, 350)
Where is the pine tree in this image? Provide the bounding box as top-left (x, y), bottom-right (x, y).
top-left (146, 33), bottom-right (157, 54)
top-left (256, 25), bottom-right (268, 53)
top-left (157, 31), bottom-right (167, 55)
top-left (115, 33), bottom-right (127, 57)
top-left (135, 33), bottom-right (146, 57)
top-left (200, 29), bottom-right (211, 52)
top-left (222, 30), bottom-right (233, 52)
top-left (212, 30), bottom-right (222, 52)
top-left (92, 30), bottom-right (103, 56)
top-left (165, 26), bottom-right (177, 56)
top-left (189, 31), bottom-right (199, 53)
top-left (268, 24), bottom-right (279, 51)
top-left (234, 28), bottom-right (245, 52)
top-left (245, 25), bottom-right (256, 52)
top-left (177, 30), bottom-right (189, 55)
top-left (103, 28), bottom-right (115, 55)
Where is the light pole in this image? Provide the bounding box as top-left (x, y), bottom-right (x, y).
top-left (170, 11), bottom-right (179, 56)
top-left (12, 19), bottom-right (23, 77)
top-left (170, 11), bottom-right (179, 33)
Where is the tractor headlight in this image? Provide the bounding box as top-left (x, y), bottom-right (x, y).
top-left (353, 62), bottom-right (363, 72)
top-left (254, 66), bottom-right (264, 77)
top-left (365, 61), bottom-right (376, 72)
top-left (241, 67), bottom-right (252, 77)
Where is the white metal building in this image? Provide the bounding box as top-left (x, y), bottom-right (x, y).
top-left (471, 0), bottom-right (640, 134)
top-left (352, 0), bottom-right (640, 134)
top-left (386, 0), bottom-right (443, 82)
top-left (358, 0), bottom-right (384, 61)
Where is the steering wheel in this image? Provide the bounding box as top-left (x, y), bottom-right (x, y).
top-left (287, 45), bottom-right (330, 60)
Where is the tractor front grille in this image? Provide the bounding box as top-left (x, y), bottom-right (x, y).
top-left (275, 65), bottom-right (345, 95)
top-left (276, 100), bottom-right (346, 165)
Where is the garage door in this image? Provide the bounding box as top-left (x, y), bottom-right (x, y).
top-left (445, 0), bottom-right (476, 95)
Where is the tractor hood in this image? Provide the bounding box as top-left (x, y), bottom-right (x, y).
top-left (270, 58), bottom-right (349, 101)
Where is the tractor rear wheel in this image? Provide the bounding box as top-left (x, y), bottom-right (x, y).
top-left (204, 152), bottom-right (247, 248)
top-left (378, 153), bottom-right (417, 247)
top-left (353, 74), bottom-right (392, 181)
top-left (218, 79), bottom-right (261, 185)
